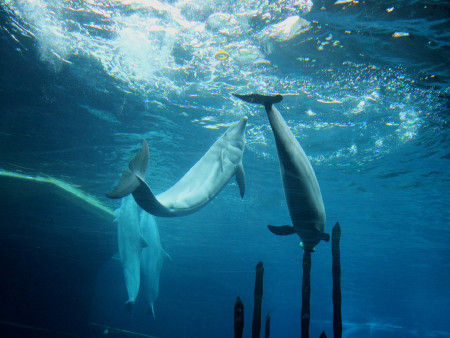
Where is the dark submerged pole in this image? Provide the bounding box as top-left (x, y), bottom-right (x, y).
top-left (332, 223), bottom-right (342, 338)
top-left (301, 250), bottom-right (312, 338)
top-left (234, 296), bottom-right (244, 338)
top-left (265, 313), bottom-right (271, 338)
top-left (320, 331), bottom-right (327, 338)
top-left (252, 261), bottom-right (264, 338)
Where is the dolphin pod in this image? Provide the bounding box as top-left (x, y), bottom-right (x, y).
top-left (233, 93), bottom-right (329, 252)
top-left (115, 195), bottom-right (170, 313)
top-left (106, 116), bottom-right (248, 217)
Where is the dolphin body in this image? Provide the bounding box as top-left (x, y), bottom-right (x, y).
top-left (139, 211), bottom-right (171, 317)
top-left (114, 195), bottom-right (147, 310)
top-left (106, 116), bottom-right (248, 217)
top-left (233, 94), bottom-right (329, 252)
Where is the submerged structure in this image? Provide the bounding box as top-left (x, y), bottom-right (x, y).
top-left (0, 171), bottom-right (124, 336)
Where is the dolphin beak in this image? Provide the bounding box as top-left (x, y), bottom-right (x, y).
top-left (236, 116), bottom-right (248, 134)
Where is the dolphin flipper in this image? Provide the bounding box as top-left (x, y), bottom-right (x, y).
top-left (267, 224), bottom-right (297, 236)
top-left (320, 232), bottom-right (331, 242)
top-left (106, 140), bottom-right (149, 199)
top-left (235, 163), bottom-right (245, 198)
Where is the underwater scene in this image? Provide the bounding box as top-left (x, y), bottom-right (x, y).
top-left (0, 0), bottom-right (449, 337)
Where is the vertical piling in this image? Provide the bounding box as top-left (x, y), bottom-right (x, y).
top-left (252, 261), bottom-right (264, 338)
top-left (320, 331), bottom-right (327, 338)
top-left (332, 223), bottom-right (342, 338)
top-left (301, 250), bottom-right (311, 338)
top-left (265, 313), bottom-right (271, 338)
top-left (234, 296), bottom-right (244, 338)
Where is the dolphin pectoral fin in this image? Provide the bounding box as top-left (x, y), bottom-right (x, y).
top-left (235, 163), bottom-right (246, 198)
top-left (267, 224), bottom-right (296, 236)
top-left (106, 168), bottom-right (140, 199)
top-left (320, 232), bottom-right (330, 242)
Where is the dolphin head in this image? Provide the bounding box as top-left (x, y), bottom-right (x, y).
top-left (222, 116), bottom-right (248, 150)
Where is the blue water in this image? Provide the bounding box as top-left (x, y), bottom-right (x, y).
top-left (1, 0), bottom-right (449, 337)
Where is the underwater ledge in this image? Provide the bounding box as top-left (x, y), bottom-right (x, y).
top-left (0, 170), bottom-right (146, 337)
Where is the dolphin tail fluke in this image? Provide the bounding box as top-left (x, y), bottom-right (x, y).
top-left (106, 140), bottom-right (150, 199)
top-left (267, 224), bottom-right (296, 236)
top-left (106, 168), bottom-right (139, 199)
top-left (233, 93), bottom-right (283, 110)
top-left (129, 140), bottom-right (149, 178)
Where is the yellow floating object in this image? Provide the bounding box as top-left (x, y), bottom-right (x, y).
top-left (215, 50), bottom-right (230, 60)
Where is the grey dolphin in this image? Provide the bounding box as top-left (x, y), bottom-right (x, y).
top-left (233, 93), bottom-right (329, 252)
top-left (139, 211), bottom-right (171, 318)
top-left (106, 116), bottom-right (248, 217)
top-left (114, 195), bottom-right (147, 310)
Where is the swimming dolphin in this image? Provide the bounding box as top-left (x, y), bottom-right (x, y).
top-left (139, 211), bottom-right (171, 317)
top-left (106, 116), bottom-right (248, 217)
top-left (233, 94), bottom-right (329, 252)
top-left (114, 195), bottom-right (147, 310)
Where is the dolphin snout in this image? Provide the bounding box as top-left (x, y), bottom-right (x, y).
top-left (236, 116), bottom-right (248, 133)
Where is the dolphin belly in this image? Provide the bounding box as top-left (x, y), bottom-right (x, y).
top-left (107, 116), bottom-right (248, 217)
top-left (115, 195), bottom-right (146, 308)
top-left (139, 211), bottom-right (170, 317)
top-left (233, 93), bottom-right (328, 251)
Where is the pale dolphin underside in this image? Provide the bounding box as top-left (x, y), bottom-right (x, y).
top-left (233, 93), bottom-right (329, 252)
top-left (106, 116), bottom-right (248, 217)
top-left (115, 195), bottom-right (147, 310)
top-left (139, 211), bottom-right (171, 318)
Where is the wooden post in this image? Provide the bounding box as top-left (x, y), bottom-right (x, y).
top-left (332, 223), bottom-right (342, 338)
top-left (301, 250), bottom-right (311, 338)
top-left (234, 296), bottom-right (244, 338)
top-left (319, 331), bottom-right (327, 338)
top-left (252, 261), bottom-right (264, 338)
top-left (265, 313), bottom-right (271, 338)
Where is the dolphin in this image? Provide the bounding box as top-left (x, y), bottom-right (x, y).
top-left (114, 195), bottom-right (147, 310)
top-left (139, 211), bottom-right (171, 318)
top-left (106, 116), bottom-right (248, 217)
top-left (233, 94), bottom-right (329, 252)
